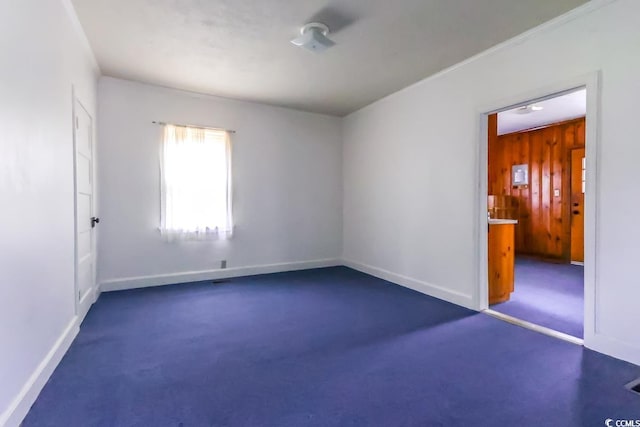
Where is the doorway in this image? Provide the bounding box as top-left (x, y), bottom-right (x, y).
top-left (485, 88), bottom-right (587, 340)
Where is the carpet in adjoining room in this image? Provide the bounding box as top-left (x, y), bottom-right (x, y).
top-left (492, 257), bottom-right (584, 337)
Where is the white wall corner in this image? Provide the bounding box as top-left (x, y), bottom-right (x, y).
top-left (0, 318), bottom-right (80, 427)
top-left (61, 0), bottom-right (101, 75)
top-left (100, 258), bottom-right (342, 292)
top-left (342, 258), bottom-right (477, 310)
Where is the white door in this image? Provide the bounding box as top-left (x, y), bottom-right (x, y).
top-left (74, 99), bottom-right (97, 314)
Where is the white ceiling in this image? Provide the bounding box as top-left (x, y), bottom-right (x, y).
top-left (72, 0), bottom-right (588, 116)
top-left (497, 89), bottom-right (586, 135)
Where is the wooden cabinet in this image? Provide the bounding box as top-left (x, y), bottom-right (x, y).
top-left (488, 221), bottom-right (515, 304)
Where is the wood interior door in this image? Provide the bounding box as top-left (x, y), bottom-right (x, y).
top-left (570, 148), bottom-right (585, 262)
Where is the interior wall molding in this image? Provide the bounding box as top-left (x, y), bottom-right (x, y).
top-left (351, 0), bottom-right (618, 117)
top-left (99, 258), bottom-right (342, 292)
top-left (342, 258), bottom-right (475, 310)
top-left (0, 317), bottom-right (80, 427)
top-left (587, 332), bottom-right (640, 367)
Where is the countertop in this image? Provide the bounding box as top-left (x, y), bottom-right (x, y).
top-left (488, 218), bottom-right (518, 225)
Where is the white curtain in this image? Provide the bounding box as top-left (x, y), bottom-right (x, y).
top-left (160, 124), bottom-right (233, 241)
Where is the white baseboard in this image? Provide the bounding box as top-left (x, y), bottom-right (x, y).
top-left (570, 261), bottom-right (585, 266)
top-left (0, 317), bottom-right (80, 427)
top-left (586, 331), bottom-right (640, 367)
top-left (100, 258), bottom-right (342, 292)
top-left (342, 258), bottom-right (476, 310)
top-left (76, 287), bottom-right (95, 326)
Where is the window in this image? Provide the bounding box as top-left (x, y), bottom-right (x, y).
top-left (160, 124), bottom-right (232, 241)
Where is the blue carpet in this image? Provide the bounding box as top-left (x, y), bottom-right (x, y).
top-left (492, 257), bottom-right (584, 338)
top-left (24, 267), bottom-right (639, 426)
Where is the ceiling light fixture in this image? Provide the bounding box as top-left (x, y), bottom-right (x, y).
top-left (514, 105), bottom-right (544, 114)
top-left (291, 22), bottom-right (335, 53)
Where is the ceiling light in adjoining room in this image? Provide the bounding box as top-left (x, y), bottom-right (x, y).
top-left (514, 105), bottom-right (544, 114)
top-left (291, 22), bottom-right (335, 53)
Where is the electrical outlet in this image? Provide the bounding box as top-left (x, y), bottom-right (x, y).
top-left (220, 260), bottom-right (227, 269)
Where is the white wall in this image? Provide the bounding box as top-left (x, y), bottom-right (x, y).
top-left (0, 0), bottom-right (99, 425)
top-left (343, 0), bottom-right (640, 365)
top-left (97, 78), bottom-right (342, 288)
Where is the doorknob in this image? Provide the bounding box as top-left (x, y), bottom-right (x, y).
top-left (91, 217), bottom-right (100, 228)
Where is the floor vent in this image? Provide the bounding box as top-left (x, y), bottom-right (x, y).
top-left (625, 378), bottom-right (640, 395)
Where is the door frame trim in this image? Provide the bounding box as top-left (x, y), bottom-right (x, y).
top-left (474, 71), bottom-right (600, 346)
top-left (72, 88), bottom-right (97, 321)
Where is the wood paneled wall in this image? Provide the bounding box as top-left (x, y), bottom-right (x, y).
top-left (488, 117), bottom-right (585, 260)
